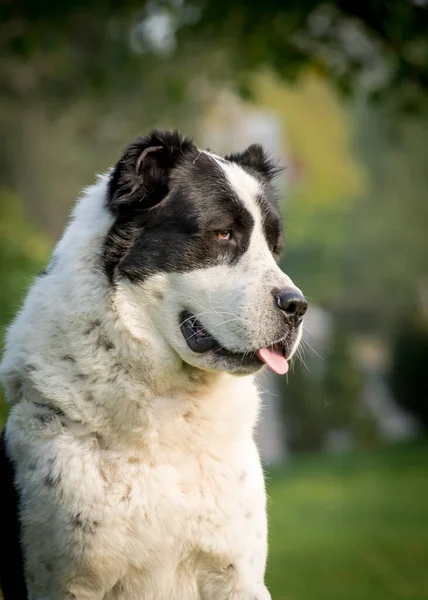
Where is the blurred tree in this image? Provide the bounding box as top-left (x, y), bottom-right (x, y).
top-left (322, 327), bottom-right (362, 430)
top-left (279, 360), bottom-right (325, 454)
top-left (390, 313), bottom-right (428, 431)
top-left (321, 325), bottom-right (378, 448)
top-left (1, 1), bottom-right (428, 112)
top-left (0, 189), bottom-right (50, 328)
top-left (0, 188), bottom-right (51, 426)
top-left (277, 99), bottom-right (428, 337)
top-left (280, 325), bottom-right (376, 454)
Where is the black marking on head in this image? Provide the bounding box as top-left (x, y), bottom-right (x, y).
top-left (225, 144), bottom-right (282, 183)
top-left (107, 128), bottom-right (197, 217)
top-left (226, 144), bottom-right (284, 257)
top-left (103, 130), bottom-right (263, 284)
top-left (0, 431), bottom-right (27, 598)
top-left (258, 197), bottom-right (284, 259)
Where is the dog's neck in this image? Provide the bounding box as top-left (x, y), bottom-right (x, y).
top-left (1, 177), bottom-right (260, 447)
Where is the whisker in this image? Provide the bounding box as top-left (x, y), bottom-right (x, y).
top-left (207, 295), bottom-right (239, 318)
top-left (296, 345), bottom-right (311, 373)
top-left (301, 336), bottom-right (324, 360)
top-left (183, 317), bottom-right (243, 342)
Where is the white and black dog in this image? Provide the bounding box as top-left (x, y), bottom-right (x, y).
top-left (0, 130), bottom-right (307, 600)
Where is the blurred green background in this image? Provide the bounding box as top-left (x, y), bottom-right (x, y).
top-left (1, 1), bottom-right (428, 599)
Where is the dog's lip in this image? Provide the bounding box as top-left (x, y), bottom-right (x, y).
top-left (179, 311), bottom-right (220, 354)
top-left (179, 311), bottom-right (290, 364)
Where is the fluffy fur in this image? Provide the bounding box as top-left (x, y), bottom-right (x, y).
top-left (0, 130), bottom-right (306, 599)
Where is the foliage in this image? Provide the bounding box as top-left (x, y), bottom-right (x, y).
top-left (279, 325), bottom-right (375, 453)
top-left (279, 359), bottom-right (325, 454)
top-left (1, 1), bottom-right (428, 112)
top-left (279, 102), bottom-right (428, 336)
top-left (0, 189), bottom-right (51, 426)
top-left (254, 71), bottom-right (367, 215)
top-left (266, 441), bottom-right (428, 600)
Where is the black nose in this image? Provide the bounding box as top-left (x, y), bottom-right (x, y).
top-left (275, 291), bottom-right (308, 323)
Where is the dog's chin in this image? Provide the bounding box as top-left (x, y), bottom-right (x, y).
top-left (176, 347), bottom-right (265, 376)
top-left (167, 310), bottom-right (262, 375)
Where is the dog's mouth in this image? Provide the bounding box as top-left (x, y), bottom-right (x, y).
top-left (179, 311), bottom-right (290, 375)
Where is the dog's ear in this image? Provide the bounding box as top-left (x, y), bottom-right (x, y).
top-left (108, 129), bottom-right (197, 216)
top-left (225, 144), bottom-right (282, 183)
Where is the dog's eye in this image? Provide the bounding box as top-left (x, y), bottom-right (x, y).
top-left (215, 230), bottom-right (232, 241)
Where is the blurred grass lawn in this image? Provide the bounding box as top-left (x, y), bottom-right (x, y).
top-left (266, 441), bottom-right (428, 600)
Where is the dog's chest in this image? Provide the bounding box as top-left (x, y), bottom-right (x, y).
top-left (100, 425), bottom-right (262, 564)
top-left (100, 388), bottom-right (260, 547)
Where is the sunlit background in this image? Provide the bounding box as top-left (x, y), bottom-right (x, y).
top-left (1, 1), bottom-right (428, 599)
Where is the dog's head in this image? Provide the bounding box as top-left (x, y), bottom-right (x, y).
top-left (104, 129), bottom-right (307, 376)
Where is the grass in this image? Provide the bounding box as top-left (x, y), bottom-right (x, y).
top-left (265, 441), bottom-right (428, 600)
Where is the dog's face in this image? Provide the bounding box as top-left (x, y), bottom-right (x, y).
top-left (104, 130), bottom-right (307, 375)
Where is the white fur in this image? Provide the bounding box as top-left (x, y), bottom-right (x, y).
top-left (1, 157), bottom-right (302, 599)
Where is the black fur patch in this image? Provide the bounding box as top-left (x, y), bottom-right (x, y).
top-left (103, 129), bottom-right (283, 284)
top-left (44, 472), bottom-right (60, 487)
top-left (84, 320), bottom-right (101, 335)
top-left (108, 129), bottom-right (197, 216)
top-left (226, 146), bottom-right (284, 257)
top-left (225, 144), bottom-right (282, 182)
top-left (71, 513), bottom-right (99, 534)
top-left (61, 355), bottom-right (76, 363)
top-left (37, 413), bottom-right (56, 426)
top-left (33, 401), bottom-right (65, 419)
top-left (0, 431), bottom-right (27, 599)
top-left (96, 335), bottom-right (114, 352)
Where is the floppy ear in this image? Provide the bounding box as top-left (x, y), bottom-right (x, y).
top-left (107, 129), bottom-right (197, 216)
top-left (225, 144), bottom-right (282, 182)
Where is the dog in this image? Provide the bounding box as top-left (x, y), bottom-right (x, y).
top-left (0, 129), bottom-right (307, 599)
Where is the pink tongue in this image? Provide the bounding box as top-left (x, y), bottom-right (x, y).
top-left (257, 348), bottom-right (288, 375)
top-left (257, 347), bottom-right (289, 375)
